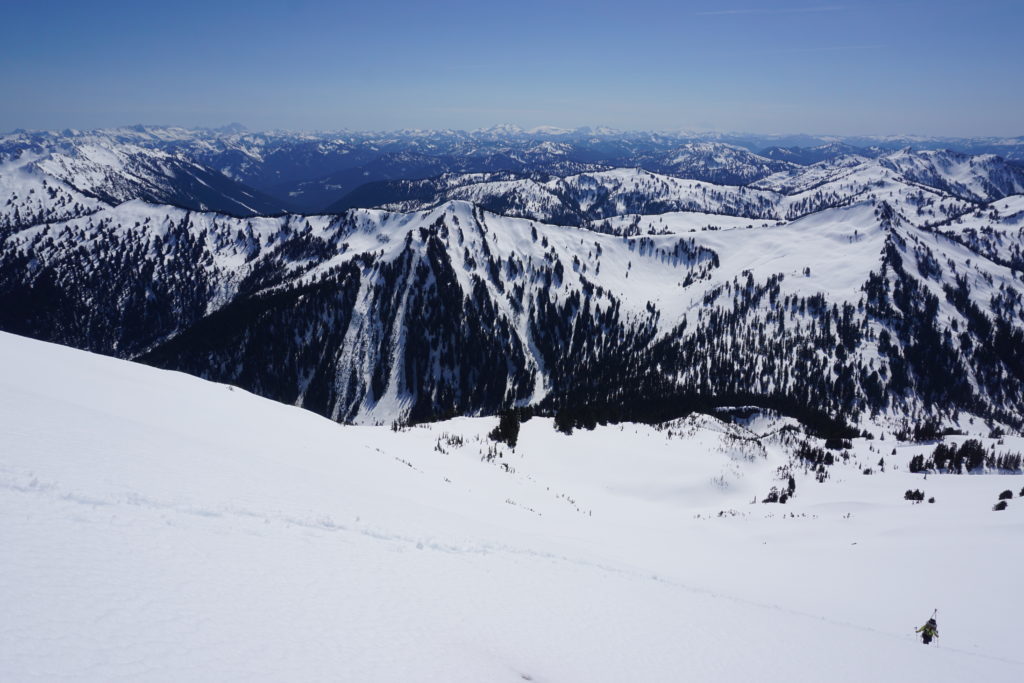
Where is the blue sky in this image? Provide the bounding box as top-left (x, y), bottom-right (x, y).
top-left (2, 0), bottom-right (1022, 136)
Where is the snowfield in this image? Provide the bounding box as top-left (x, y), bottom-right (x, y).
top-left (1, 331), bottom-right (1023, 682)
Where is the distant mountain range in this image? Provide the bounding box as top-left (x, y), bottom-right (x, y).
top-left (2, 125), bottom-right (1023, 434)
top-left (3, 125), bottom-right (1022, 214)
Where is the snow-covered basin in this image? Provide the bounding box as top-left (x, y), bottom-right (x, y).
top-left (1, 331), bottom-right (1021, 681)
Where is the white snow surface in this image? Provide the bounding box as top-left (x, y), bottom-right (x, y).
top-left (2, 331), bottom-right (1022, 682)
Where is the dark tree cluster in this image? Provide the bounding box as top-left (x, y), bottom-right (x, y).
top-left (904, 489), bottom-right (926, 502)
top-left (908, 440), bottom-right (1022, 474)
top-left (489, 409), bottom-right (525, 448)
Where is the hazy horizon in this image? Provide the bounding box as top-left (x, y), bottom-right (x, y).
top-left (3, 0), bottom-right (1023, 138)
top-left (5, 121), bottom-right (1022, 141)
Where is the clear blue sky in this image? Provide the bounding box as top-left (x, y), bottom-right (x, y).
top-left (2, 0), bottom-right (1022, 136)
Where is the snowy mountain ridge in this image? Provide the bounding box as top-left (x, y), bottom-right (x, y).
top-left (2, 127), bottom-right (1024, 432)
top-left (0, 138), bottom-right (290, 228)
top-left (366, 149), bottom-right (1019, 229)
top-left (2, 159), bottom-right (1023, 432)
top-left (4, 126), bottom-right (1022, 213)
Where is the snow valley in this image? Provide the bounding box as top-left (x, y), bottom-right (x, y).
top-left (2, 332), bottom-right (1023, 682)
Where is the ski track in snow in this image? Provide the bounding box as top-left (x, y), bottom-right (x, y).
top-left (2, 331), bottom-right (1024, 681)
top-left (2, 465), bottom-right (1021, 670)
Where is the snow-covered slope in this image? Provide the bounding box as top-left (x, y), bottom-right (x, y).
top-left (380, 168), bottom-right (783, 224)
top-left (754, 148), bottom-right (1024, 205)
top-left (383, 150), bottom-right (1012, 229)
top-left (642, 141), bottom-right (799, 184)
top-left (877, 148), bottom-right (1024, 202)
top-left (2, 331), bottom-right (1022, 681)
top-left (2, 183), bottom-right (1024, 431)
top-left (933, 195), bottom-right (1024, 269)
top-left (34, 141), bottom-right (291, 215)
top-left (0, 152), bottom-right (108, 230)
top-left (759, 142), bottom-right (881, 165)
top-left (3, 137), bottom-right (1024, 431)
top-left (0, 138), bottom-right (290, 223)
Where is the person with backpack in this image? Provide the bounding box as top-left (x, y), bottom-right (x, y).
top-left (916, 611), bottom-right (939, 644)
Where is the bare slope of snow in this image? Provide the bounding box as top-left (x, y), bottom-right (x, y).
top-left (0, 152), bottom-right (108, 230)
top-left (2, 331), bottom-right (1023, 681)
top-left (591, 210), bottom-right (783, 236)
top-left (645, 141), bottom-right (800, 184)
top-left (755, 148), bottom-right (1024, 208)
top-left (382, 167), bottom-right (783, 224)
top-left (877, 149), bottom-right (1024, 202)
top-left (1, 139), bottom-right (289, 221)
top-left (932, 195), bottom-right (1024, 269)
